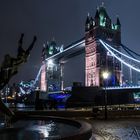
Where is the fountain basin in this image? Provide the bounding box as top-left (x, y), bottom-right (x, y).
top-left (0, 116), bottom-right (92, 140)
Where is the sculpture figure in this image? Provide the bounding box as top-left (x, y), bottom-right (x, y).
top-left (0, 33), bottom-right (37, 117)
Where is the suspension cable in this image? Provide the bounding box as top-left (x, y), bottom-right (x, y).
top-left (121, 46), bottom-right (136, 59)
top-left (103, 41), bottom-right (140, 63)
top-left (99, 39), bottom-right (140, 73)
top-left (121, 43), bottom-right (140, 57)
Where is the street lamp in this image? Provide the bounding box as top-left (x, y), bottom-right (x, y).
top-left (102, 71), bottom-right (109, 120)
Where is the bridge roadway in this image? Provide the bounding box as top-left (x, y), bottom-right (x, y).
top-left (45, 37), bottom-right (85, 62)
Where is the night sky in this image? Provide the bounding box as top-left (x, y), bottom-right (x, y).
top-left (0, 0), bottom-right (140, 86)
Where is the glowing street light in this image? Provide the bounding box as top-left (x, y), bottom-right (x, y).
top-left (102, 71), bottom-right (109, 120)
top-left (102, 71), bottom-right (109, 80)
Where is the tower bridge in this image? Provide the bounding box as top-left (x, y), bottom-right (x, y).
top-left (35, 4), bottom-right (140, 100)
top-left (14, 4), bottom-right (140, 108)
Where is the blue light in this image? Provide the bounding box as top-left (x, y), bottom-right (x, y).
top-left (104, 85), bottom-right (140, 90)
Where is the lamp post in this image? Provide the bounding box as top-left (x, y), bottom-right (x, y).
top-left (102, 71), bottom-right (109, 120)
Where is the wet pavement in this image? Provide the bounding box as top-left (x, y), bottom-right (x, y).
top-left (1, 104), bottom-right (140, 140)
top-left (0, 117), bottom-right (140, 140)
top-left (87, 118), bottom-right (140, 140)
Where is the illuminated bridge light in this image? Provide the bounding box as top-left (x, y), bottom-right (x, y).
top-left (103, 86), bottom-right (140, 90)
top-left (99, 39), bottom-right (140, 73)
top-left (104, 41), bottom-right (140, 63)
top-left (33, 65), bottom-right (43, 86)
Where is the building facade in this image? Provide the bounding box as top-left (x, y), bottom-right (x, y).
top-left (40, 40), bottom-right (63, 92)
top-left (85, 5), bottom-right (122, 87)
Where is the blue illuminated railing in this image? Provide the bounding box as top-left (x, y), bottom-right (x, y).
top-left (103, 86), bottom-right (140, 90)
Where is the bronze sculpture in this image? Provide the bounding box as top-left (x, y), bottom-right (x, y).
top-left (0, 33), bottom-right (37, 117)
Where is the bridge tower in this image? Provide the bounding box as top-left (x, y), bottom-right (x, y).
top-left (85, 4), bottom-right (122, 87)
top-left (40, 44), bottom-right (47, 92)
top-left (44, 39), bottom-right (64, 91)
